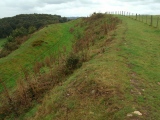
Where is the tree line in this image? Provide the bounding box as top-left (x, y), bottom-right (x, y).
top-left (0, 14), bottom-right (67, 38)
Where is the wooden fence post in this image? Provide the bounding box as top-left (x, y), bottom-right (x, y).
top-left (157, 17), bottom-right (159, 28)
top-left (136, 14), bottom-right (137, 20)
top-left (150, 15), bottom-right (153, 26)
top-left (132, 13), bottom-right (134, 19)
top-left (146, 15), bottom-right (148, 24)
top-left (142, 15), bottom-right (143, 22)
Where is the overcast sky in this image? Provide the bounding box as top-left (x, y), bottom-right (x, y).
top-left (0, 0), bottom-right (160, 18)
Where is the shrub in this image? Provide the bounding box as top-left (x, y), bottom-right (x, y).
top-left (66, 54), bottom-right (79, 69)
top-left (65, 54), bottom-right (81, 74)
top-left (88, 13), bottom-right (105, 22)
top-left (69, 27), bottom-right (74, 33)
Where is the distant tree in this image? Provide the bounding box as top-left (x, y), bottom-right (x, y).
top-left (0, 14), bottom-right (67, 38)
top-left (28, 26), bottom-right (37, 34)
top-left (12, 27), bottom-right (27, 38)
top-left (60, 17), bottom-right (68, 23)
top-left (0, 14), bottom-right (68, 58)
top-left (7, 35), bottom-right (14, 42)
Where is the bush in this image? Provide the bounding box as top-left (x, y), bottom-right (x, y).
top-left (66, 54), bottom-right (79, 69)
top-left (65, 54), bottom-right (81, 74)
top-left (89, 13), bottom-right (105, 22)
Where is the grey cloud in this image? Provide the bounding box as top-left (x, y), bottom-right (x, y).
top-left (77, 0), bottom-right (99, 4)
top-left (153, 0), bottom-right (160, 3)
top-left (0, 0), bottom-right (160, 18)
top-left (116, 0), bottom-right (159, 5)
top-left (39, 0), bottom-right (75, 4)
top-left (2, 0), bottom-right (39, 10)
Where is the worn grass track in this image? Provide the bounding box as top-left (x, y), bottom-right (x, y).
top-left (117, 15), bottom-right (160, 119)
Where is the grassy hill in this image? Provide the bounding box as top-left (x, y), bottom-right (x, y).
top-left (0, 13), bottom-right (160, 120)
top-left (0, 14), bottom-right (69, 58)
top-left (27, 15), bottom-right (160, 120)
top-left (0, 20), bottom-right (78, 92)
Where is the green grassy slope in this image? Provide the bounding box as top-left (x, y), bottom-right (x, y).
top-left (24, 15), bottom-right (160, 120)
top-left (0, 20), bottom-right (77, 91)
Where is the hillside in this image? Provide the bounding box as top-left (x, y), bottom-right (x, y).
top-left (0, 13), bottom-right (160, 120)
top-left (0, 20), bottom-right (77, 92)
top-left (27, 15), bottom-right (160, 120)
top-left (0, 14), bottom-right (68, 58)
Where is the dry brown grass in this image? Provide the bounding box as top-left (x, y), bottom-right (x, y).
top-left (44, 56), bottom-right (52, 68)
top-left (16, 35), bottom-right (30, 45)
top-left (33, 61), bottom-right (44, 75)
top-left (16, 79), bottom-right (28, 106)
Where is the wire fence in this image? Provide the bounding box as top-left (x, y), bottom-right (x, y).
top-left (106, 11), bottom-right (160, 29)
